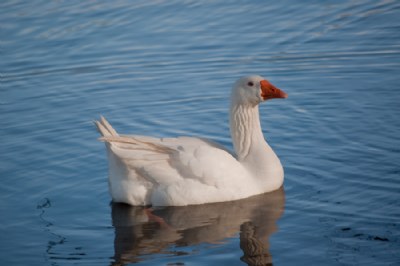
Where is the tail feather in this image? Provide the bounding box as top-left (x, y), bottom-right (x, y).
top-left (95, 116), bottom-right (173, 154)
top-left (94, 116), bottom-right (119, 137)
top-left (100, 116), bottom-right (119, 136)
top-left (99, 135), bottom-right (173, 153)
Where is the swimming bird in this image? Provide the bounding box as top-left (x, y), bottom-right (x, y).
top-left (95, 75), bottom-right (287, 206)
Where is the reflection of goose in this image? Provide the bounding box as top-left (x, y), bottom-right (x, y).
top-left (240, 222), bottom-right (272, 266)
top-left (96, 75), bottom-right (287, 206)
top-left (111, 188), bottom-right (285, 266)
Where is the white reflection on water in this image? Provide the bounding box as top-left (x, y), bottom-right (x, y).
top-left (111, 188), bottom-right (285, 265)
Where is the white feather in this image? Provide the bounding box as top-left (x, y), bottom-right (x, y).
top-left (96, 75), bottom-right (286, 206)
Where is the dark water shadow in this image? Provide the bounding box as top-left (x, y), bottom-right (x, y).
top-left (110, 188), bottom-right (285, 266)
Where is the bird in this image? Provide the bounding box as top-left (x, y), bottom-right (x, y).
top-left (95, 75), bottom-right (288, 206)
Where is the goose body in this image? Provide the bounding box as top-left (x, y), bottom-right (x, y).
top-left (95, 75), bottom-right (287, 206)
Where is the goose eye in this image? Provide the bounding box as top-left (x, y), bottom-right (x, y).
top-left (247, 81), bottom-right (254, 87)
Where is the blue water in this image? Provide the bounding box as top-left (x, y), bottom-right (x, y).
top-left (1, 1), bottom-right (400, 265)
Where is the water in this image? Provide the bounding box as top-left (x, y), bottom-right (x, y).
top-left (1, 1), bottom-right (399, 265)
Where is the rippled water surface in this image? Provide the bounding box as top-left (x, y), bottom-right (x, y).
top-left (1, 1), bottom-right (400, 265)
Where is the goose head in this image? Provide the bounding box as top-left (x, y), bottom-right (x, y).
top-left (231, 75), bottom-right (288, 106)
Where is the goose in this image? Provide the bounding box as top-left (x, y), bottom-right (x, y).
top-left (95, 75), bottom-right (288, 206)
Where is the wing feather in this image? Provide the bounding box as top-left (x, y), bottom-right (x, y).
top-left (95, 116), bottom-right (250, 206)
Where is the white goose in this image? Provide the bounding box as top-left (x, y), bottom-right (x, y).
top-left (95, 75), bottom-right (288, 206)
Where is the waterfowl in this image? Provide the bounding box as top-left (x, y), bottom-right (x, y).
top-left (95, 75), bottom-right (287, 206)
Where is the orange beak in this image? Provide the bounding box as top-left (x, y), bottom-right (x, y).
top-left (260, 80), bottom-right (288, 100)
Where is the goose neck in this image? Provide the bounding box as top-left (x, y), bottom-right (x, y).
top-left (229, 103), bottom-right (264, 160)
